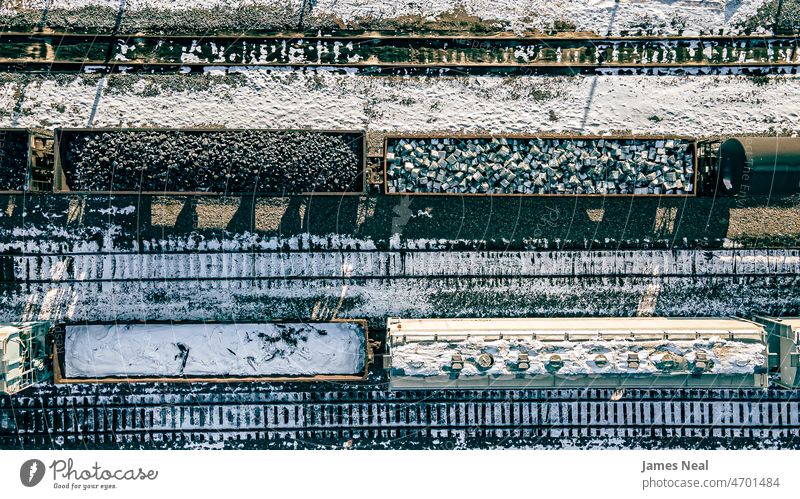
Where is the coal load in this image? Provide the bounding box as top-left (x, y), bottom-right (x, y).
top-left (62, 130), bottom-right (363, 193)
top-left (387, 137), bottom-right (695, 195)
top-left (0, 131), bottom-right (29, 191)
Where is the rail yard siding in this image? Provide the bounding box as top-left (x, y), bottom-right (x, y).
top-left (7, 250), bottom-right (800, 282)
top-left (0, 129), bottom-right (29, 191)
top-left (64, 322), bottom-right (366, 378)
top-left (3, 389), bottom-right (800, 449)
top-left (386, 137), bottom-right (695, 195)
top-left (2, 276), bottom-right (798, 325)
top-left (55, 129), bottom-right (365, 194)
top-left (6, 36), bottom-right (799, 68)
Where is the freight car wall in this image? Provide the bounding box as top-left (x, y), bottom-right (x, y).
top-left (0, 129), bottom-right (30, 193)
top-left (53, 128), bottom-right (366, 195)
top-left (385, 135), bottom-right (697, 196)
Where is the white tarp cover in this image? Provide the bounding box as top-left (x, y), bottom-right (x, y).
top-left (391, 337), bottom-right (766, 377)
top-left (65, 322), bottom-right (366, 378)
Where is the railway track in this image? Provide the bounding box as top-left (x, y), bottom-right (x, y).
top-left (3, 250), bottom-right (799, 283)
top-left (2, 388), bottom-right (800, 449)
top-left (1, 33), bottom-right (799, 74)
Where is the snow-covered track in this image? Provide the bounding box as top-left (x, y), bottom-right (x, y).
top-left (6, 249), bottom-right (800, 283)
top-left (2, 250), bottom-right (798, 324)
top-left (2, 388), bottom-right (799, 449)
top-left (2, 33), bottom-right (799, 74)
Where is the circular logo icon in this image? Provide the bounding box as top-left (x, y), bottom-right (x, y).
top-left (20, 459), bottom-right (45, 487)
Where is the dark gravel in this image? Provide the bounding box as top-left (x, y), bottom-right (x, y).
top-left (0, 130), bottom-right (28, 191)
top-left (61, 130), bottom-right (364, 193)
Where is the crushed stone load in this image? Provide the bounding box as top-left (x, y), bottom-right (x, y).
top-left (60, 129), bottom-right (363, 193)
top-left (65, 322), bottom-right (367, 378)
top-left (386, 137), bottom-right (695, 195)
top-left (0, 130), bottom-right (29, 191)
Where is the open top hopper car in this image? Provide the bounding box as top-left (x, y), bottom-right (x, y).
top-left (52, 319), bottom-right (372, 384)
top-left (53, 128), bottom-right (367, 196)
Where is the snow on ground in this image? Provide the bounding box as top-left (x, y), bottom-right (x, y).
top-left (310, 0), bottom-right (769, 35)
top-left (65, 321), bottom-right (366, 377)
top-left (5, 0), bottom-right (770, 35)
top-left (1, 72), bottom-right (798, 137)
top-left (9, 1), bottom-right (296, 9)
top-left (391, 336), bottom-right (766, 376)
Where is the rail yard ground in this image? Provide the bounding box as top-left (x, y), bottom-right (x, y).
top-left (2, 0), bottom-right (800, 452)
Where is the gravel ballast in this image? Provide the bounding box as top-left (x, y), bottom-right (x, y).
top-left (386, 137), bottom-right (695, 195)
top-left (0, 130), bottom-right (29, 191)
top-left (60, 130), bottom-right (364, 193)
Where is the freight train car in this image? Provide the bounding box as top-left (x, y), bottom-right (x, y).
top-left (755, 316), bottom-right (800, 388)
top-left (717, 137), bottom-right (800, 195)
top-left (52, 320), bottom-right (372, 383)
top-left (0, 128), bottom-right (53, 193)
top-left (0, 322), bottom-right (51, 395)
top-left (385, 134), bottom-right (698, 196)
top-left (53, 128), bottom-right (367, 195)
top-left (385, 317), bottom-right (769, 389)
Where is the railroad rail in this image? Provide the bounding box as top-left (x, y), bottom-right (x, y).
top-left (1, 33), bottom-right (799, 74)
top-left (2, 387), bottom-right (799, 449)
